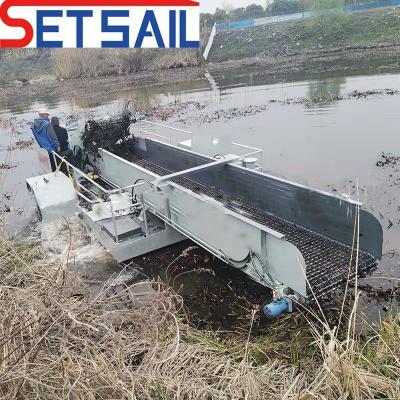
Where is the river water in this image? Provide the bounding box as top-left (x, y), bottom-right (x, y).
top-left (1, 67), bottom-right (399, 325)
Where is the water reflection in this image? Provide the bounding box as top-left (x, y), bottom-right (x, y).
top-left (307, 76), bottom-right (346, 103)
top-left (0, 78), bottom-right (211, 116)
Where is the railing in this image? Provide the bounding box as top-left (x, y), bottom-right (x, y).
top-left (52, 119), bottom-right (263, 241)
top-left (52, 151), bottom-right (148, 243)
top-left (134, 120), bottom-right (191, 144)
top-left (134, 120), bottom-right (263, 162)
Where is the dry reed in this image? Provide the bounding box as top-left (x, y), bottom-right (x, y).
top-left (51, 49), bottom-right (199, 79)
top-left (0, 229), bottom-right (399, 399)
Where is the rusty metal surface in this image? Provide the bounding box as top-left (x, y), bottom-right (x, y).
top-left (133, 157), bottom-right (376, 298)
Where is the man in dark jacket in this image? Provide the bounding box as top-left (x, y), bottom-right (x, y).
top-left (51, 116), bottom-right (74, 175)
top-left (51, 117), bottom-right (70, 155)
top-left (31, 109), bottom-right (60, 172)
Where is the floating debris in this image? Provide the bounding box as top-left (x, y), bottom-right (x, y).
top-left (268, 88), bottom-right (400, 108)
top-left (0, 163), bottom-right (16, 170)
top-left (356, 283), bottom-right (400, 302)
top-left (376, 152), bottom-right (400, 168)
top-left (6, 138), bottom-right (35, 151)
top-left (348, 88), bottom-right (399, 98)
top-left (197, 105), bottom-right (268, 124)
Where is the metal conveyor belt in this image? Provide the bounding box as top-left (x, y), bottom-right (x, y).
top-left (132, 158), bottom-right (376, 298)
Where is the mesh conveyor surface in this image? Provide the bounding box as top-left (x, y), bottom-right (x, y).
top-left (133, 158), bottom-right (376, 298)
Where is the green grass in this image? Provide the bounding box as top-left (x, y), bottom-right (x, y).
top-left (210, 9), bottom-right (400, 62)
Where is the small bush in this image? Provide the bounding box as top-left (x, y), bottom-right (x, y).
top-left (0, 71), bottom-right (6, 85)
top-left (112, 49), bottom-right (156, 74)
top-left (307, 0), bottom-right (349, 39)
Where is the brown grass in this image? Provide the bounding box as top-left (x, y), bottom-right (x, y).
top-left (51, 49), bottom-right (103, 78)
top-left (1, 49), bottom-right (41, 60)
top-left (0, 71), bottom-right (6, 85)
top-left (51, 49), bottom-right (199, 79)
top-left (0, 230), bottom-right (399, 399)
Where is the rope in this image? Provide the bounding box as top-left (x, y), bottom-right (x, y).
top-left (55, 155), bottom-right (73, 180)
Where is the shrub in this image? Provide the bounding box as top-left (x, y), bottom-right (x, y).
top-left (307, 0), bottom-right (349, 39)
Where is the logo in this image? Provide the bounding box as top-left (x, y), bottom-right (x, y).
top-left (0, 0), bottom-right (200, 48)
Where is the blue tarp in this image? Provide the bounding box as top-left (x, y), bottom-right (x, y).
top-left (216, 19), bottom-right (254, 32)
top-left (346, 0), bottom-right (400, 12)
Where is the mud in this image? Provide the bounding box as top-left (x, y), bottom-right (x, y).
top-left (0, 67), bottom-right (205, 115)
top-left (123, 242), bottom-right (270, 331)
top-left (207, 43), bottom-right (400, 78)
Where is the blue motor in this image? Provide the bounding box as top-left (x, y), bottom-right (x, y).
top-left (135, 114), bottom-right (146, 122)
top-left (262, 298), bottom-right (291, 318)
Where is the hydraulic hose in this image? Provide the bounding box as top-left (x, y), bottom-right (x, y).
top-left (250, 250), bottom-right (279, 291)
top-left (219, 249), bottom-right (251, 270)
top-left (131, 177), bottom-right (154, 204)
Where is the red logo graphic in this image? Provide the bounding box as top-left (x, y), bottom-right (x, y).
top-left (0, 0), bottom-right (199, 47)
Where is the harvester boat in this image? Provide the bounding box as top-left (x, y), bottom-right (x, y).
top-left (27, 115), bottom-right (383, 317)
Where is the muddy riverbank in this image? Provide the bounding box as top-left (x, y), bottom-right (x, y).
top-left (3, 42), bottom-right (400, 114)
top-left (208, 43), bottom-right (400, 77)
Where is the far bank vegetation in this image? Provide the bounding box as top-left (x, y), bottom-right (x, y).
top-left (51, 49), bottom-right (199, 79)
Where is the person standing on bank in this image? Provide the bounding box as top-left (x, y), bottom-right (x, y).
top-left (31, 110), bottom-right (60, 172)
